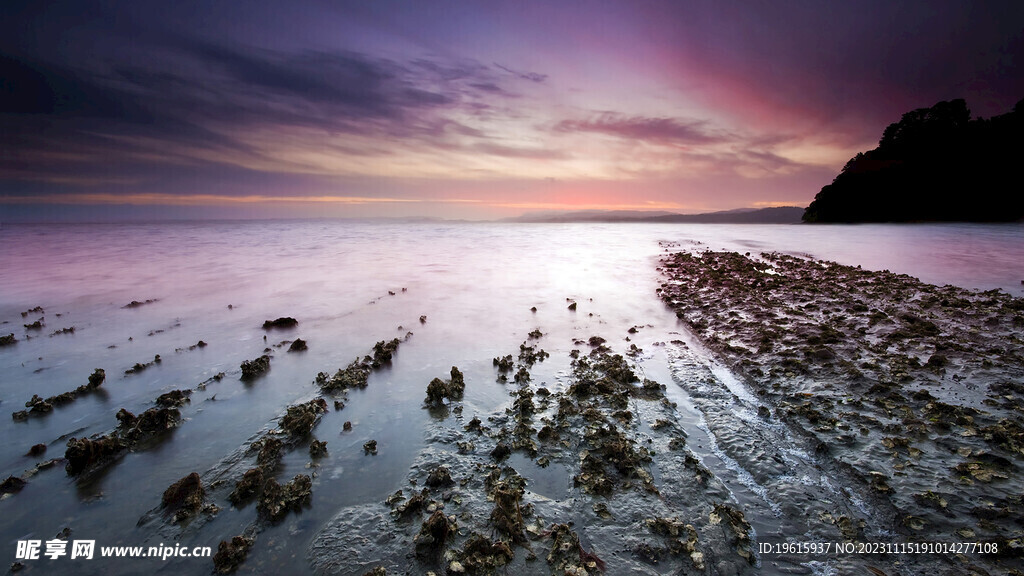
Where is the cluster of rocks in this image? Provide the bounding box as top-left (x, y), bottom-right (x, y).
top-left (658, 248), bottom-right (1024, 569)
top-left (240, 354), bottom-right (271, 381)
top-left (12, 369), bottom-right (106, 421)
top-left (424, 367), bottom-right (466, 406)
top-left (65, 404), bottom-right (182, 476)
top-left (316, 337), bottom-right (408, 393)
top-left (125, 354), bottom-right (162, 375)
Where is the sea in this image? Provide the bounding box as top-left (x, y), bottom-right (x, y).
top-left (0, 220), bottom-right (1022, 575)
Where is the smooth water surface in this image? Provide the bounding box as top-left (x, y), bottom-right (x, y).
top-left (0, 220), bottom-right (1021, 574)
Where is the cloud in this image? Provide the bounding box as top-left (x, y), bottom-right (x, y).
top-left (473, 142), bottom-right (569, 160)
top-left (0, 40), bottom-right (551, 189)
top-left (494, 63), bottom-right (547, 83)
top-left (554, 114), bottom-right (728, 146)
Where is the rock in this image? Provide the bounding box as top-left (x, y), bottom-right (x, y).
top-left (86, 368), bottom-right (105, 389)
top-left (392, 488), bottom-right (428, 520)
top-left (125, 355), bottom-right (161, 375)
top-left (64, 435), bottom-right (125, 475)
top-left (711, 503), bottom-right (755, 564)
top-left (257, 474), bottom-right (312, 522)
top-left (489, 443), bottom-right (510, 461)
top-left (455, 534), bottom-right (514, 573)
top-left (25, 394), bottom-right (52, 414)
top-left (228, 468), bottom-right (264, 506)
top-left (363, 440), bottom-right (378, 455)
top-left (489, 474), bottom-right (526, 542)
top-left (288, 338), bottom-right (307, 352)
top-left (493, 355), bottom-right (514, 373)
top-left (212, 535), bottom-right (253, 574)
top-left (414, 510), bottom-right (455, 558)
top-left (121, 407), bottom-right (181, 442)
top-left (116, 408), bottom-right (137, 427)
top-left (343, 421), bottom-right (352, 431)
top-left (281, 398), bottom-right (328, 437)
top-left (316, 361), bottom-right (371, 392)
top-left (547, 523), bottom-right (603, 574)
top-left (256, 438), bottom-right (283, 471)
top-left (309, 440), bottom-right (328, 458)
top-left (48, 391), bottom-right (76, 406)
top-left (425, 378), bottom-right (449, 405)
top-left (123, 299), bottom-right (157, 308)
top-left (26, 443), bottom-right (46, 457)
top-left (155, 389), bottom-right (192, 408)
top-left (0, 333), bottom-right (16, 346)
top-left (262, 317), bottom-right (298, 330)
top-left (424, 367), bottom-right (466, 406)
top-left (161, 472), bottom-right (205, 522)
top-left (370, 338), bottom-right (401, 368)
top-left (240, 355), bottom-right (271, 381)
top-left (425, 466), bottom-right (453, 488)
top-left (0, 476), bottom-right (27, 494)
top-left (449, 366), bottom-right (465, 397)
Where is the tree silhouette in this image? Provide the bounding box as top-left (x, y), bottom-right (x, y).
top-left (803, 98), bottom-right (1024, 223)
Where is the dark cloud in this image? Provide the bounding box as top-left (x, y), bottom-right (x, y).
top-left (469, 82), bottom-right (505, 94)
top-left (554, 114), bottom-right (727, 146)
top-left (0, 54), bottom-right (153, 122)
top-left (0, 38), bottom-right (533, 188)
top-left (494, 63), bottom-right (547, 83)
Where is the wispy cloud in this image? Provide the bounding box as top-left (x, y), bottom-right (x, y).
top-left (494, 63), bottom-right (547, 83)
top-left (0, 40), bottom-right (554, 188)
top-left (554, 114), bottom-right (728, 147)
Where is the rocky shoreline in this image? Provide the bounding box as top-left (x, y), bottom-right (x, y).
top-left (3, 241), bottom-right (1022, 576)
top-left (657, 246), bottom-right (1024, 575)
top-left (309, 337), bottom-right (761, 576)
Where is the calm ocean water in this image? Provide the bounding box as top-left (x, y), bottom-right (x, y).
top-left (0, 220), bottom-right (1021, 574)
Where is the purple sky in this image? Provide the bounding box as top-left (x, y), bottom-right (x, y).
top-left (2, 0), bottom-right (1022, 220)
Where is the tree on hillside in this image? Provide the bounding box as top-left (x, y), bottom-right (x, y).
top-left (803, 98), bottom-right (1024, 223)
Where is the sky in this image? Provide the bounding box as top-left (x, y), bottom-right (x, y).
top-left (1, 0), bottom-right (1022, 221)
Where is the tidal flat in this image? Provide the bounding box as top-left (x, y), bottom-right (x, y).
top-left (0, 221), bottom-right (1022, 575)
top-left (659, 247), bottom-right (1024, 575)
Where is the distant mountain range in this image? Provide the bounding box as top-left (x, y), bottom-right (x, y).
top-left (505, 206), bottom-right (805, 224)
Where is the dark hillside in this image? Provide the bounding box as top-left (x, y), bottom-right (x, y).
top-left (803, 99), bottom-right (1024, 222)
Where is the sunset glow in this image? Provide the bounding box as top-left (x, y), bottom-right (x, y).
top-left (1, 1), bottom-right (1022, 220)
